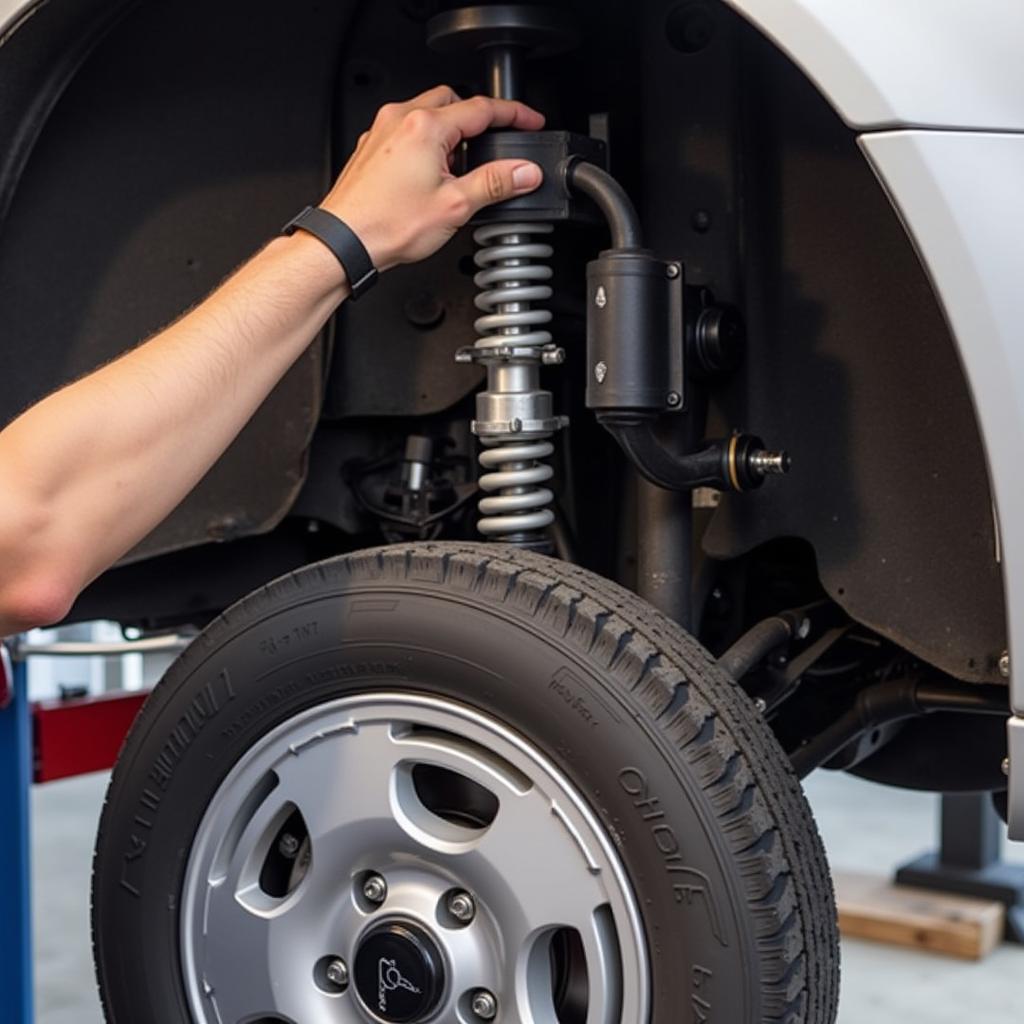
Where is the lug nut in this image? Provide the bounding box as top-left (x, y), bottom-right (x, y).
top-left (325, 957), bottom-right (349, 989)
top-left (447, 890), bottom-right (477, 924)
top-left (278, 833), bottom-right (300, 859)
top-left (999, 651), bottom-right (1011, 678)
top-left (362, 873), bottom-right (388, 905)
top-left (471, 989), bottom-right (498, 1020)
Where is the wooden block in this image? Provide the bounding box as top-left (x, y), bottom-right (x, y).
top-left (834, 870), bottom-right (1005, 960)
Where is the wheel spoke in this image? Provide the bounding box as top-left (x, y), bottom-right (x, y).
top-left (472, 788), bottom-right (610, 938)
top-left (198, 874), bottom-right (370, 1024)
top-left (197, 884), bottom-right (307, 1023)
top-left (271, 719), bottom-right (412, 862)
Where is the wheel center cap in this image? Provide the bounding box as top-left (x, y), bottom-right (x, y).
top-left (353, 921), bottom-right (446, 1022)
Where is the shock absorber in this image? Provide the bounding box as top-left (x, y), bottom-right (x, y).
top-left (430, 5), bottom-right (586, 548)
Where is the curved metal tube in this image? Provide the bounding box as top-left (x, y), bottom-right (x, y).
top-left (564, 160), bottom-right (643, 249)
top-left (718, 615), bottom-right (796, 681)
top-left (600, 417), bottom-right (783, 493)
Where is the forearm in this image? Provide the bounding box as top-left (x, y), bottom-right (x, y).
top-left (0, 87), bottom-right (545, 637)
top-left (0, 232), bottom-right (346, 627)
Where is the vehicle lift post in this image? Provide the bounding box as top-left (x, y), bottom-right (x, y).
top-left (896, 792), bottom-right (1024, 943)
top-left (0, 640), bottom-right (34, 1024)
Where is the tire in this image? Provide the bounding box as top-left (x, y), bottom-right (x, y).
top-left (92, 542), bottom-right (839, 1023)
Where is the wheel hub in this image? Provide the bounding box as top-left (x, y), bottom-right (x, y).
top-left (353, 921), bottom-right (446, 1023)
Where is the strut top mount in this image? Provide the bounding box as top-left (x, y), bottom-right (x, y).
top-left (426, 5), bottom-right (578, 59)
top-left (427, 4), bottom-right (578, 100)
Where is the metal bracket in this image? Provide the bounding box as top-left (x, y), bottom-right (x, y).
top-left (666, 262), bottom-right (685, 412)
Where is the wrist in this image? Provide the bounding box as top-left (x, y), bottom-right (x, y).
top-left (269, 230), bottom-right (350, 302)
top-left (318, 196), bottom-right (399, 273)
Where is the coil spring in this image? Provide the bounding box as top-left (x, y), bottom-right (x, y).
top-left (472, 222), bottom-right (556, 537)
top-left (472, 222), bottom-right (553, 350)
top-left (478, 440), bottom-right (555, 535)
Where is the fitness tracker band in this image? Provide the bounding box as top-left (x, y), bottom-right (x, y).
top-left (281, 205), bottom-right (379, 301)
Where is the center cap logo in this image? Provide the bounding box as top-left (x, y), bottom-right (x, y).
top-left (353, 921), bottom-right (445, 1023)
top-left (379, 956), bottom-right (421, 1012)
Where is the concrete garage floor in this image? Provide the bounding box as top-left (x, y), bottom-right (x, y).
top-left (32, 770), bottom-right (1024, 1024)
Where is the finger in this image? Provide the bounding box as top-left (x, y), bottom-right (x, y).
top-left (410, 83), bottom-right (461, 109)
top-left (369, 85), bottom-right (460, 131)
top-left (447, 159), bottom-right (543, 220)
top-left (436, 96), bottom-right (545, 149)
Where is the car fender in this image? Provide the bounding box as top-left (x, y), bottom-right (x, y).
top-left (727, 0), bottom-right (1024, 836)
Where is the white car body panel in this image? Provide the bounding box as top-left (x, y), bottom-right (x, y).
top-left (724, 0), bottom-right (1024, 131)
top-left (860, 130), bottom-right (1024, 836)
top-left (0, 0), bottom-right (37, 38)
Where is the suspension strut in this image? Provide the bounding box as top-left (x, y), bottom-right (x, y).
top-left (462, 220), bottom-right (562, 540)
top-left (428, 4), bottom-right (789, 555)
top-left (429, 5), bottom-right (597, 550)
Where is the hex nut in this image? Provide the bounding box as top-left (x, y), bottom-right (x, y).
top-left (362, 874), bottom-right (388, 905)
top-left (471, 990), bottom-right (498, 1020)
top-left (325, 958), bottom-right (349, 989)
top-left (447, 891), bottom-right (477, 924)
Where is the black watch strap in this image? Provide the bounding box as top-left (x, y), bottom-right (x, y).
top-left (281, 205), bottom-right (378, 300)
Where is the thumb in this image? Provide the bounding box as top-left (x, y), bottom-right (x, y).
top-left (451, 159), bottom-right (543, 218)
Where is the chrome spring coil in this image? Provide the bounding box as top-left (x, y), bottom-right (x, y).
top-left (477, 439), bottom-right (555, 535)
top-left (472, 222), bottom-right (553, 351)
top-left (472, 222), bottom-right (557, 538)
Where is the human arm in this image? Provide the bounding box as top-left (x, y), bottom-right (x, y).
top-left (0, 86), bottom-right (544, 635)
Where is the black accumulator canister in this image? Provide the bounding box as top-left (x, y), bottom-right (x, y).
top-left (585, 249), bottom-right (681, 413)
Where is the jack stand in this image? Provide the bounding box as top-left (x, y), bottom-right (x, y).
top-left (895, 792), bottom-right (1024, 943)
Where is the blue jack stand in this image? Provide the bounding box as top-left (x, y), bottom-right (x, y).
top-left (0, 641), bottom-right (34, 1023)
top-left (896, 792), bottom-right (1024, 943)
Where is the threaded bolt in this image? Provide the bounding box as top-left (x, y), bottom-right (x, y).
top-left (1003, 757), bottom-right (1011, 777)
top-left (325, 958), bottom-right (349, 989)
top-left (999, 651), bottom-right (1010, 678)
top-left (362, 873), bottom-right (388, 905)
top-left (447, 890), bottom-right (477, 924)
top-left (749, 450), bottom-right (791, 477)
top-left (754, 697), bottom-right (768, 714)
top-left (471, 990), bottom-right (498, 1020)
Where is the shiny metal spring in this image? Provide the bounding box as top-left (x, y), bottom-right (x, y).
top-left (472, 222), bottom-right (554, 350)
top-left (472, 222), bottom-right (557, 538)
top-left (477, 439), bottom-right (555, 535)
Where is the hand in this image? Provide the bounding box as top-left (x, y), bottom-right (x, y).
top-left (320, 85), bottom-right (545, 272)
